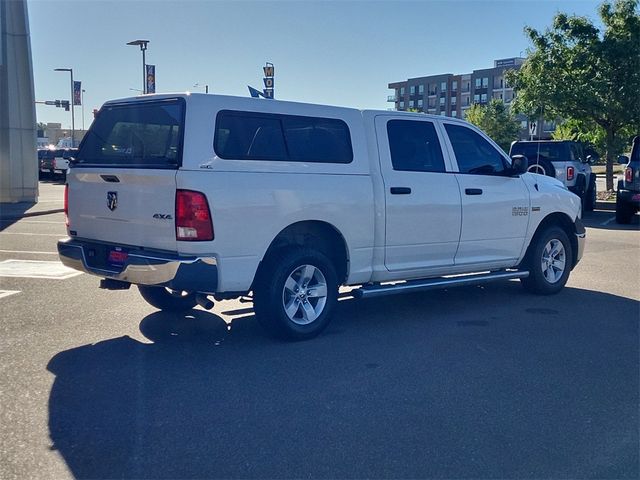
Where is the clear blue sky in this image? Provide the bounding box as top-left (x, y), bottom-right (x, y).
top-left (29, 0), bottom-right (602, 129)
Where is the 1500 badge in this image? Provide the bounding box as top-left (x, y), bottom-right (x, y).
top-left (512, 206), bottom-right (529, 216)
top-left (153, 213), bottom-right (173, 220)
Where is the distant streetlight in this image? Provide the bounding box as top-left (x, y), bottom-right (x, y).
top-left (81, 89), bottom-right (86, 131)
top-left (193, 83), bottom-right (209, 94)
top-left (126, 39), bottom-right (150, 94)
top-left (54, 67), bottom-right (75, 146)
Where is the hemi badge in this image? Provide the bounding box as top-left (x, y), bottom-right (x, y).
top-left (532, 206), bottom-right (541, 212)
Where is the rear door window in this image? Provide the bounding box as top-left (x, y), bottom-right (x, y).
top-left (75, 98), bottom-right (184, 168)
top-left (386, 119), bottom-right (445, 173)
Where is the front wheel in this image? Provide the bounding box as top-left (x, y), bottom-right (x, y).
top-left (138, 285), bottom-right (197, 311)
top-left (253, 248), bottom-right (338, 340)
top-left (520, 226), bottom-right (572, 295)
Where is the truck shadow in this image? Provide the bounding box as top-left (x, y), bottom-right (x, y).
top-left (47, 284), bottom-right (639, 479)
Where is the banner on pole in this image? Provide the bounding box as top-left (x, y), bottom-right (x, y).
top-left (73, 81), bottom-right (82, 105)
top-left (146, 64), bottom-right (156, 93)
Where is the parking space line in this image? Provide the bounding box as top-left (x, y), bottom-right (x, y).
top-left (0, 249), bottom-right (58, 255)
top-left (0, 290), bottom-right (20, 299)
top-left (0, 232), bottom-right (65, 237)
top-left (0, 260), bottom-right (82, 279)
top-left (600, 216), bottom-right (616, 226)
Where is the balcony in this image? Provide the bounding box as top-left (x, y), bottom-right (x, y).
top-left (387, 95), bottom-right (398, 102)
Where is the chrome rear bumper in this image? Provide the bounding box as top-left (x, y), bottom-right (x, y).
top-left (57, 238), bottom-right (218, 294)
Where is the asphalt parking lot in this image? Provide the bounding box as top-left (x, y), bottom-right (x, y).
top-left (1, 181), bottom-right (638, 479)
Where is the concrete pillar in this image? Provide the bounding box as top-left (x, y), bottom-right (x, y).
top-left (0, 0), bottom-right (37, 203)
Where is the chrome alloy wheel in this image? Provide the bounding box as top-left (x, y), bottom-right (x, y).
top-left (541, 239), bottom-right (566, 284)
top-left (282, 264), bottom-right (328, 325)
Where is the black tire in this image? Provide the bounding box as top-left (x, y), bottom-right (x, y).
top-left (138, 285), bottom-right (197, 312)
top-left (520, 226), bottom-right (572, 295)
top-left (584, 176), bottom-right (596, 212)
top-left (253, 247), bottom-right (339, 340)
top-left (526, 158), bottom-right (555, 178)
top-left (616, 194), bottom-right (634, 224)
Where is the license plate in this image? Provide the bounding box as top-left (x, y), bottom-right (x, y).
top-left (108, 248), bottom-right (128, 266)
top-left (41, 169), bottom-right (50, 172)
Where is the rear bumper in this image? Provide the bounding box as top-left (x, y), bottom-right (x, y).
top-left (617, 188), bottom-right (640, 207)
top-left (57, 238), bottom-right (218, 294)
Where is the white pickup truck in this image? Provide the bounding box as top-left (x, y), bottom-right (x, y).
top-left (58, 94), bottom-right (585, 339)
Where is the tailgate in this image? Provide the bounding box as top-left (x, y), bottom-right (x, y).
top-left (67, 97), bottom-right (186, 252)
top-left (67, 170), bottom-right (177, 251)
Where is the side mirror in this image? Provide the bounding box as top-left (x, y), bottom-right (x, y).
top-left (618, 155), bottom-right (630, 165)
top-left (586, 154), bottom-right (598, 164)
top-left (510, 155), bottom-right (528, 175)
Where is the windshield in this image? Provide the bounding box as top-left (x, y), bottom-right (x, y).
top-left (75, 98), bottom-right (185, 168)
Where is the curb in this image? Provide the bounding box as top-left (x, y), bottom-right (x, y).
top-left (595, 201), bottom-right (615, 211)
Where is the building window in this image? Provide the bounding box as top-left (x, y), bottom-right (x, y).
top-left (482, 77), bottom-right (488, 88)
top-left (440, 81), bottom-right (447, 92)
top-left (418, 99), bottom-right (423, 108)
top-left (410, 85), bottom-right (416, 95)
top-left (473, 94), bottom-right (480, 103)
top-left (475, 78), bottom-right (481, 88)
top-left (419, 85), bottom-right (424, 94)
top-left (452, 81), bottom-right (458, 91)
top-left (400, 87), bottom-right (405, 95)
top-left (439, 111), bottom-right (446, 116)
top-left (500, 78), bottom-right (504, 88)
top-left (480, 93), bottom-right (487, 103)
top-left (439, 97), bottom-right (445, 105)
top-left (399, 101), bottom-right (405, 109)
top-left (464, 82), bottom-right (470, 92)
top-left (451, 110), bottom-right (457, 117)
top-left (451, 97), bottom-right (457, 105)
top-left (409, 100), bottom-right (415, 108)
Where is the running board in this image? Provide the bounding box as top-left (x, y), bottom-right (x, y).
top-left (353, 270), bottom-right (529, 299)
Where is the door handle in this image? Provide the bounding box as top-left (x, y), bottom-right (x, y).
top-left (465, 188), bottom-right (483, 195)
top-left (390, 187), bottom-right (412, 195)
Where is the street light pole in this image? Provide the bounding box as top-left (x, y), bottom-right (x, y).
top-left (127, 40), bottom-right (150, 94)
top-left (54, 68), bottom-right (75, 147)
top-left (81, 89), bottom-right (85, 131)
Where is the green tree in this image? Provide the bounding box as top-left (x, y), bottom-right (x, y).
top-left (507, 0), bottom-right (640, 190)
top-left (464, 99), bottom-right (522, 152)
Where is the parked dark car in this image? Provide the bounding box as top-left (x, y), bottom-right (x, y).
top-left (616, 135), bottom-right (640, 224)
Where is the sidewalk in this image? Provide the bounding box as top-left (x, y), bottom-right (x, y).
top-left (0, 182), bottom-right (65, 220)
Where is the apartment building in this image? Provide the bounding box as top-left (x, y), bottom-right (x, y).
top-left (388, 57), bottom-right (524, 119)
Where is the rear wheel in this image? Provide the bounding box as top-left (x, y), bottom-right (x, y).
top-left (520, 226), bottom-right (572, 295)
top-left (138, 285), bottom-right (197, 311)
top-left (585, 176), bottom-right (596, 212)
top-left (616, 194), bottom-right (634, 224)
top-left (253, 247), bottom-right (338, 340)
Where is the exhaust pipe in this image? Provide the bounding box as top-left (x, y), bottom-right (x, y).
top-left (195, 294), bottom-right (214, 310)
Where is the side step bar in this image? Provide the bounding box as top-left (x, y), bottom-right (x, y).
top-left (352, 270), bottom-right (529, 299)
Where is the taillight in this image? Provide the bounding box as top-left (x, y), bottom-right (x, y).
top-left (175, 190), bottom-right (213, 241)
top-left (64, 184), bottom-right (69, 227)
top-left (567, 166), bottom-right (575, 181)
top-left (625, 167), bottom-right (633, 183)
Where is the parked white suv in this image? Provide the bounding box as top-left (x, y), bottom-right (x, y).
top-left (58, 94), bottom-right (585, 339)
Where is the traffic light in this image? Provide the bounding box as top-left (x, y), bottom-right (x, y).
top-left (54, 100), bottom-right (61, 108)
top-left (62, 100), bottom-right (70, 111)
